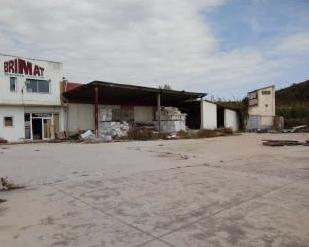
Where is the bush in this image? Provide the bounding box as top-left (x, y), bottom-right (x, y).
top-left (127, 128), bottom-right (167, 140)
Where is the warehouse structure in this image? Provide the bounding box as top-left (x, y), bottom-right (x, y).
top-left (1, 54), bottom-right (240, 142)
top-left (62, 81), bottom-right (206, 138)
top-left (62, 81), bottom-right (240, 138)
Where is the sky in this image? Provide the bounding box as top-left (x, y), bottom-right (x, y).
top-left (0, 0), bottom-right (308, 99)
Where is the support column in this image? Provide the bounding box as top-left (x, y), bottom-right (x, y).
top-left (157, 93), bottom-right (161, 132)
top-left (94, 86), bottom-right (99, 137)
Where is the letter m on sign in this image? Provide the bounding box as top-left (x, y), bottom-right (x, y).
top-left (18, 59), bottom-right (32, 75)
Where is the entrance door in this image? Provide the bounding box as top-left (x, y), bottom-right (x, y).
top-left (32, 118), bottom-right (43, 140)
top-left (43, 118), bottom-right (52, 139)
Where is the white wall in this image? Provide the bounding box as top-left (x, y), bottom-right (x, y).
top-left (248, 86), bottom-right (275, 117)
top-left (0, 106), bottom-right (25, 141)
top-left (200, 101), bottom-right (217, 129)
top-left (134, 106), bottom-right (154, 122)
top-left (224, 109), bottom-right (239, 131)
top-left (68, 103), bottom-right (94, 131)
top-left (0, 54), bottom-right (63, 106)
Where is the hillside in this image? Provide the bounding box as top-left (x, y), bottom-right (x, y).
top-left (276, 80), bottom-right (309, 127)
top-left (276, 80), bottom-right (309, 105)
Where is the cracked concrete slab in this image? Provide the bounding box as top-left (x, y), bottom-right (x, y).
top-left (0, 133), bottom-right (308, 247)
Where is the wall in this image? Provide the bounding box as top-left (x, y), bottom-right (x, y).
top-left (246, 115), bottom-right (274, 130)
top-left (67, 103), bottom-right (94, 131)
top-left (134, 106), bottom-right (154, 122)
top-left (0, 106), bottom-right (25, 141)
top-left (224, 109), bottom-right (239, 131)
top-left (0, 54), bottom-right (63, 106)
top-left (248, 86), bottom-right (275, 117)
top-left (200, 101), bottom-right (217, 129)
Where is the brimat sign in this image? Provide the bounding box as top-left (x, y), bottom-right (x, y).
top-left (3, 58), bottom-right (45, 77)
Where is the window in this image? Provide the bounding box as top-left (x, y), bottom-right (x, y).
top-left (4, 117), bottom-right (13, 127)
top-left (26, 79), bottom-right (50, 93)
top-left (10, 77), bottom-right (17, 92)
top-left (262, 90), bottom-right (271, 95)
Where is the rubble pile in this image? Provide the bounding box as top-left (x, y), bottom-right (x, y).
top-left (100, 121), bottom-right (130, 139)
top-left (156, 107), bottom-right (186, 133)
top-left (99, 108), bottom-right (130, 139)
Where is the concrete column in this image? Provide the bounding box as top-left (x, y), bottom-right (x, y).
top-left (157, 93), bottom-right (161, 132)
top-left (94, 86), bottom-right (99, 137)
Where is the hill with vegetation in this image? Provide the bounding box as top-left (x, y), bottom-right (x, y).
top-left (276, 80), bottom-right (309, 127)
top-left (276, 80), bottom-right (309, 105)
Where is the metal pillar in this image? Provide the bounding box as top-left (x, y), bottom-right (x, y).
top-left (157, 93), bottom-right (161, 132)
top-left (94, 86), bottom-right (99, 137)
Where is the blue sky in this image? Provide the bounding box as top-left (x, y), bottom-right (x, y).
top-left (0, 0), bottom-right (308, 99)
top-left (206, 0), bottom-right (309, 51)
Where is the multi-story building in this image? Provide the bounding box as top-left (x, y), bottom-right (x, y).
top-left (246, 85), bottom-right (277, 130)
top-left (0, 54), bottom-right (65, 141)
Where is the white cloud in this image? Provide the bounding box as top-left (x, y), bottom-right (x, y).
top-left (277, 32), bottom-right (309, 54)
top-left (0, 0), bottom-right (308, 98)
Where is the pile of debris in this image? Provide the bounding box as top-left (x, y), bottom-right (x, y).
top-left (262, 139), bottom-right (309, 147)
top-left (157, 107), bottom-right (186, 133)
top-left (283, 125), bottom-right (309, 133)
top-left (0, 177), bottom-right (24, 191)
top-left (100, 121), bottom-right (130, 139)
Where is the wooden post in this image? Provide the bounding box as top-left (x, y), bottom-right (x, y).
top-left (94, 86), bottom-right (99, 137)
top-left (157, 93), bottom-right (161, 132)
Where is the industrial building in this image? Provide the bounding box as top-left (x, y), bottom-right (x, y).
top-left (246, 85), bottom-right (283, 130)
top-left (1, 54), bottom-right (239, 142)
top-left (0, 54), bottom-right (65, 142)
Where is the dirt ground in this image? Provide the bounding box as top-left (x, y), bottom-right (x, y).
top-left (0, 133), bottom-right (308, 247)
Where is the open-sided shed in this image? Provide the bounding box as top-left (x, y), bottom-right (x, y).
top-left (62, 81), bottom-right (206, 135)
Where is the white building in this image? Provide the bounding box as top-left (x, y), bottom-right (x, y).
top-left (200, 100), bottom-right (239, 131)
top-left (246, 85), bottom-right (277, 130)
top-left (0, 54), bottom-right (65, 141)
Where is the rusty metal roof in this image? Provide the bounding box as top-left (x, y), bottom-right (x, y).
top-left (63, 80), bottom-right (206, 106)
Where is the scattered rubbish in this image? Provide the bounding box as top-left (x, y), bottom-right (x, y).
top-left (80, 130), bottom-right (95, 140)
top-left (166, 133), bottom-right (178, 139)
top-left (0, 177), bottom-right (25, 191)
top-left (0, 137), bottom-right (8, 144)
top-left (55, 131), bottom-right (67, 140)
top-left (262, 139), bottom-right (309, 147)
top-left (68, 133), bottom-right (80, 141)
top-left (283, 125), bottom-right (308, 133)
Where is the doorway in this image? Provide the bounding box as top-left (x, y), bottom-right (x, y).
top-left (27, 113), bottom-right (54, 140)
top-left (217, 106), bottom-right (225, 128)
top-left (32, 118), bottom-right (43, 140)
